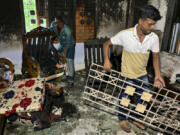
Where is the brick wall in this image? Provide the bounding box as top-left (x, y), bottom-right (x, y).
top-left (75, 5), bottom-right (95, 42)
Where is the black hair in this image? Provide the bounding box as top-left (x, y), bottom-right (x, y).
top-left (56, 16), bottom-right (64, 23)
top-left (139, 5), bottom-right (161, 21)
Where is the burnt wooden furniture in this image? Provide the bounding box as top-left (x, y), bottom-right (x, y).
top-left (0, 57), bottom-right (14, 96)
top-left (0, 58), bottom-right (14, 135)
top-left (0, 116), bottom-right (5, 135)
top-left (22, 26), bottom-right (66, 78)
top-left (0, 58), bottom-right (14, 74)
top-left (84, 38), bottom-right (113, 76)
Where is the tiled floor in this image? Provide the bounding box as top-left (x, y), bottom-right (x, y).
top-left (3, 71), bottom-right (161, 135)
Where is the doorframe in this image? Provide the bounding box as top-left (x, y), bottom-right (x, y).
top-left (161, 0), bottom-right (178, 51)
top-left (19, 0), bottom-right (26, 33)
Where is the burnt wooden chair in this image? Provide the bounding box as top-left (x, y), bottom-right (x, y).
top-left (21, 26), bottom-right (66, 78)
top-left (0, 58), bottom-right (14, 135)
top-left (0, 58), bottom-right (14, 74)
top-left (84, 38), bottom-right (113, 76)
top-left (0, 58), bottom-right (14, 90)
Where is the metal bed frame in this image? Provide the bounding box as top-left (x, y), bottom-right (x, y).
top-left (83, 63), bottom-right (180, 135)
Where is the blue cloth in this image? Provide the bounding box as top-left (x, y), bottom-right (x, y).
top-left (49, 21), bottom-right (75, 59)
top-left (118, 75), bottom-right (149, 121)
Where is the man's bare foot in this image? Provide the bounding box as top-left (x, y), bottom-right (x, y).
top-left (133, 121), bottom-right (145, 130)
top-left (120, 120), bottom-right (131, 133)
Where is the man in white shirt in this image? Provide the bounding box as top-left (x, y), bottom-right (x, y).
top-left (103, 5), bottom-right (165, 133)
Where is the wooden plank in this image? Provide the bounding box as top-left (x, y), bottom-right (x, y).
top-left (41, 36), bottom-right (46, 59)
top-left (38, 37), bottom-right (43, 62)
top-left (32, 37), bottom-right (36, 58)
top-left (41, 36), bottom-right (46, 57)
top-left (88, 45), bottom-right (92, 69)
top-left (0, 115), bottom-right (6, 135)
top-left (45, 72), bottom-right (64, 81)
top-left (45, 36), bottom-right (50, 57)
top-left (97, 44), bottom-right (100, 64)
top-left (27, 38), bottom-right (32, 54)
top-left (84, 43), bottom-right (88, 73)
top-left (37, 37), bottom-right (41, 62)
top-left (100, 44), bottom-right (104, 65)
top-left (95, 47), bottom-right (97, 64)
top-left (93, 44), bottom-right (96, 63)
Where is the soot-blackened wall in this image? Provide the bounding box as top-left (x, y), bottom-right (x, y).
top-left (0, 0), bottom-right (24, 41)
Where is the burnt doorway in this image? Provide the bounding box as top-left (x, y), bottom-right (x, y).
top-left (48, 0), bottom-right (76, 39)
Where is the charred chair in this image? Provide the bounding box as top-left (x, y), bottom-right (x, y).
top-left (0, 57), bottom-right (14, 95)
top-left (0, 58), bottom-right (14, 135)
top-left (22, 26), bottom-right (66, 78)
top-left (0, 58), bottom-right (14, 77)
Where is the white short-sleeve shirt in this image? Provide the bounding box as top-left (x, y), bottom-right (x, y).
top-left (110, 24), bottom-right (159, 78)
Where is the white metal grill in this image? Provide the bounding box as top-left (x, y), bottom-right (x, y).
top-left (83, 63), bottom-right (180, 135)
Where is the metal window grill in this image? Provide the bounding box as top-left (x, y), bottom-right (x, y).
top-left (83, 63), bottom-right (180, 135)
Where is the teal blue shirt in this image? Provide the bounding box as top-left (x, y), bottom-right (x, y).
top-left (49, 21), bottom-right (75, 59)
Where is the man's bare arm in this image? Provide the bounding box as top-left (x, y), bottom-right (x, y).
top-left (152, 52), bottom-right (165, 88)
top-left (103, 40), bottom-right (113, 72)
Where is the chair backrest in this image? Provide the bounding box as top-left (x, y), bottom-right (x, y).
top-left (22, 27), bottom-right (56, 62)
top-left (84, 38), bottom-right (113, 74)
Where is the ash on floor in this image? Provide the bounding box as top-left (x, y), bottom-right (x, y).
top-left (4, 70), bottom-right (161, 135)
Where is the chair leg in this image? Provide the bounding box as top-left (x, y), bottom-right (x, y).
top-left (0, 115), bottom-right (6, 135)
top-left (21, 66), bottom-right (26, 74)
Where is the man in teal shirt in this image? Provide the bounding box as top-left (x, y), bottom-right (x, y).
top-left (49, 16), bottom-right (75, 86)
